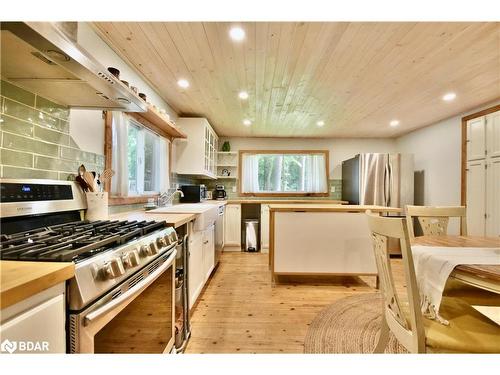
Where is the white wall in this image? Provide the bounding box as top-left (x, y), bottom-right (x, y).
top-left (220, 137), bottom-right (397, 179)
top-left (395, 99), bottom-right (500, 233)
top-left (68, 23), bottom-right (178, 155)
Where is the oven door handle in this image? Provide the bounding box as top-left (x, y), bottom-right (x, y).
top-left (83, 249), bottom-right (176, 326)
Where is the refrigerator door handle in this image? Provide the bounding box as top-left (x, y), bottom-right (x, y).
top-left (387, 161), bottom-right (393, 207)
top-left (383, 163), bottom-right (389, 207)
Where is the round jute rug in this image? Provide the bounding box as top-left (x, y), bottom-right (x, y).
top-left (304, 293), bottom-right (408, 354)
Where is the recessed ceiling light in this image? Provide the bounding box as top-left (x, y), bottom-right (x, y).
top-left (229, 27), bottom-right (246, 41)
top-left (390, 120), bottom-right (400, 127)
top-left (442, 92), bottom-right (456, 102)
top-left (316, 120), bottom-right (325, 127)
top-left (177, 79), bottom-right (189, 88)
top-left (238, 91), bottom-right (249, 100)
top-left (243, 119), bottom-right (252, 126)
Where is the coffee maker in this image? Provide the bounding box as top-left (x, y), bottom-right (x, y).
top-left (214, 184), bottom-right (227, 200)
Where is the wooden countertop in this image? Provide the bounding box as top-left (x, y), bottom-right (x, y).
top-left (1, 261), bottom-right (74, 309)
top-left (268, 204), bottom-right (401, 213)
top-left (109, 210), bottom-right (196, 228)
top-left (226, 199), bottom-right (348, 204)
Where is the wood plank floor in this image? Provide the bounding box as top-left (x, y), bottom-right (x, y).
top-left (185, 252), bottom-right (405, 353)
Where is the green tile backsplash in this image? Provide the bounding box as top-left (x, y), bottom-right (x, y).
top-left (0, 80), bottom-right (104, 180)
top-left (201, 178), bottom-right (343, 200)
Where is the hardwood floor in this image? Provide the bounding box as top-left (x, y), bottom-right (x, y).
top-left (185, 252), bottom-right (405, 353)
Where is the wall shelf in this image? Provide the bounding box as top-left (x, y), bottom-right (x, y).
top-left (127, 105), bottom-right (187, 139)
top-left (217, 175), bottom-right (238, 179)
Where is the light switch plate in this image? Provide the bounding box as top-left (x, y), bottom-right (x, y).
top-left (232, 186), bottom-right (237, 193)
top-left (330, 186), bottom-right (336, 193)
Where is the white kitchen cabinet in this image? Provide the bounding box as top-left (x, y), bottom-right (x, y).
top-left (188, 228), bottom-right (203, 309)
top-left (486, 111), bottom-right (500, 158)
top-left (202, 224), bottom-right (215, 281)
top-left (0, 284), bottom-right (66, 353)
top-left (466, 160), bottom-right (486, 236)
top-left (174, 117), bottom-right (218, 179)
top-left (486, 158), bottom-right (500, 237)
top-left (467, 117), bottom-right (486, 161)
top-left (465, 110), bottom-right (500, 236)
top-left (260, 204), bottom-right (270, 253)
top-left (224, 204), bottom-right (241, 248)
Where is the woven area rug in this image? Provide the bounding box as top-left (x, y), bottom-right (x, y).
top-left (304, 293), bottom-right (408, 353)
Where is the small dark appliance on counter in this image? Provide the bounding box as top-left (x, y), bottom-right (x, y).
top-left (180, 184), bottom-right (207, 203)
top-left (213, 184), bottom-right (227, 200)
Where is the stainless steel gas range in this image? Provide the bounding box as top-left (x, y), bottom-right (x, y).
top-left (0, 179), bottom-right (179, 353)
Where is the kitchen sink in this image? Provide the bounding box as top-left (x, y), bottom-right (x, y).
top-left (146, 203), bottom-right (219, 231)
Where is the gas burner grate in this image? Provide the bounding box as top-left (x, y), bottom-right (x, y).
top-left (0, 219), bottom-right (167, 262)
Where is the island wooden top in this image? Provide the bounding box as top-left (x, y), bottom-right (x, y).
top-left (1, 261), bottom-right (75, 309)
top-left (268, 204), bottom-right (401, 213)
top-left (109, 210), bottom-right (196, 228)
top-left (227, 199), bottom-right (348, 205)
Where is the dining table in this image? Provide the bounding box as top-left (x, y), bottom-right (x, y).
top-left (411, 235), bottom-right (500, 294)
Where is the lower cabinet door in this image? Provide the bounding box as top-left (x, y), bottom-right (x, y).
top-left (188, 230), bottom-right (203, 309)
top-left (261, 204), bottom-right (270, 251)
top-left (0, 294), bottom-right (66, 353)
top-left (486, 158), bottom-right (500, 236)
top-left (202, 225), bottom-right (215, 281)
top-left (466, 160), bottom-right (486, 236)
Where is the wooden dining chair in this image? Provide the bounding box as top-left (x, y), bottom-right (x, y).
top-left (405, 205), bottom-right (467, 239)
top-left (366, 213), bottom-right (500, 353)
top-left (405, 205), bottom-right (498, 306)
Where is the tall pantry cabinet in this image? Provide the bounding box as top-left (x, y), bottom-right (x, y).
top-left (466, 110), bottom-right (500, 236)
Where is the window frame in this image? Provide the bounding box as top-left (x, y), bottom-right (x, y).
top-left (104, 111), bottom-right (172, 206)
top-left (238, 149), bottom-right (330, 197)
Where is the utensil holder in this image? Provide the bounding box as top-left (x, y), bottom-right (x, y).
top-left (85, 192), bottom-right (108, 221)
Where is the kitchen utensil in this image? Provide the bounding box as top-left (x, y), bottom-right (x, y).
top-left (83, 171), bottom-right (95, 192)
top-left (100, 169), bottom-right (115, 181)
top-left (78, 164), bottom-right (86, 177)
top-left (75, 175), bottom-right (89, 192)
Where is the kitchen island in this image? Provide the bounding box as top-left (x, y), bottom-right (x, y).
top-left (268, 204), bottom-right (400, 280)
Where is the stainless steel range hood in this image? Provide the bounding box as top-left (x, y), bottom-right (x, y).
top-left (0, 22), bottom-right (147, 112)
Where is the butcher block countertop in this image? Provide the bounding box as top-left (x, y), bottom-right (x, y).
top-left (268, 204), bottom-right (401, 213)
top-left (1, 261), bottom-right (74, 309)
top-left (227, 199), bottom-right (348, 204)
top-left (109, 210), bottom-right (196, 228)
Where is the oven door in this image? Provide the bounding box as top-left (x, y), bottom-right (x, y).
top-left (69, 249), bottom-right (176, 354)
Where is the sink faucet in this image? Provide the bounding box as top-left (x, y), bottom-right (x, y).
top-left (158, 189), bottom-right (184, 206)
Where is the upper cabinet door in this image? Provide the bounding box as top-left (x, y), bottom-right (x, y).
top-left (486, 111), bottom-right (500, 159)
top-left (467, 117), bottom-right (486, 161)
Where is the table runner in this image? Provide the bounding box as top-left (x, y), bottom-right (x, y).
top-left (410, 245), bottom-right (500, 325)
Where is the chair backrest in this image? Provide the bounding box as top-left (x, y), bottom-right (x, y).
top-left (366, 213), bottom-right (425, 353)
top-left (405, 205), bottom-right (467, 239)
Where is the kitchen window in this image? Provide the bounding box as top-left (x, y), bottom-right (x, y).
top-left (110, 112), bottom-right (169, 198)
top-left (239, 150), bottom-right (329, 196)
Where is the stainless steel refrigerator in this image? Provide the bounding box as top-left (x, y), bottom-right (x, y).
top-left (341, 153), bottom-right (414, 214)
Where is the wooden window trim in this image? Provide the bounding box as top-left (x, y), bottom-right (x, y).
top-left (460, 103), bottom-right (500, 206)
top-left (238, 149), bottom-right (330, 197)
top-left (104, 111), bottom-right (173, 206)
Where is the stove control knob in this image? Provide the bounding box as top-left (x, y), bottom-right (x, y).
top-left (149, 242), bottom-right (159, 255)
top-left (163, 235), bottom-right (172, 246)
top-left (156, 237), bottom-right (166, 248)
top-left (122, 249), bottom-right (140, 268)
top-left (102, 258), bottom-right (125, 279)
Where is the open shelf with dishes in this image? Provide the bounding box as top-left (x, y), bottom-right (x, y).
top-left (216, 151), bottom-right (238, 180)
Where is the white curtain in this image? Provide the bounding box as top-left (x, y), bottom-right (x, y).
top-left (158, 137), bottom-right (170, 193)
top-left (241, 154), bottom-right (260, 193)
top-left (111, 111), bottom-right (129, 196)
top-left (304, 154), bottom-right (327, 193)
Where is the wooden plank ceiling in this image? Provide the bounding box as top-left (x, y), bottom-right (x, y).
top-left (93, 22), bottom-right (500, 138)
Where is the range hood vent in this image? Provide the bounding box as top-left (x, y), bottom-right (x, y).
top-left (0, 22), bottom-right (147, 112)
